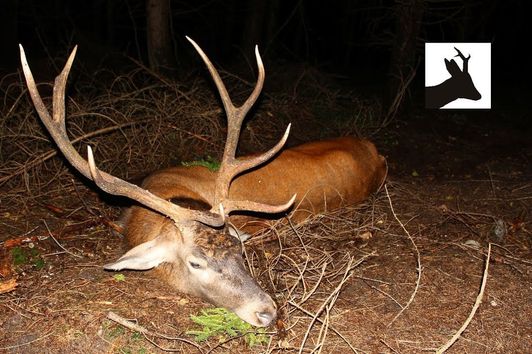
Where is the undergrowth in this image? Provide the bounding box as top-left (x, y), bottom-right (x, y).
top-left (186, 307), bottom-right (268, 347)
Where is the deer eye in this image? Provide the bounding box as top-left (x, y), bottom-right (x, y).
top-left (189, 261), bottom-right (202, 269)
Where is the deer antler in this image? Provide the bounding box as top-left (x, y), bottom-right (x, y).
top-left (186, 37), bottom-right (295, 217)
top-left (20, 45), bottom-right (224, 227)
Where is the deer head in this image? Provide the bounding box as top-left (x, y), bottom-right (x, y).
top-left (20, 37), bottom-right (295, 327)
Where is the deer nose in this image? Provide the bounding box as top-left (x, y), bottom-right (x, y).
top-left (256, 309), bottom-right (276, 327)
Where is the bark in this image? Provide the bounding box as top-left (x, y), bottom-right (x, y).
top-left (241, 0), bottom-right (280, 53)
top-left (242, 0), bottom-right (268, 52)
top-left (146, 0), bottom-right (175, 74)
top-left (388, 0), bottom-right (424, 107)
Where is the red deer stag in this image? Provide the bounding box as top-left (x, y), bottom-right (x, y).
top-left (20, 37), bottom-right (386, 327)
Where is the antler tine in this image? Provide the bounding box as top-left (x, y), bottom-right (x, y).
top-left (233, 123), bottom-right (291, 176)
top-left (187, 37), bottom-right (295, 217)
top-left (20, 45), bottom-right (224, 228)
top-left (215, 123), bottom-right (294, 216)
top-left (186, 37), bottom-right (264, 154)
top-left (223, 193), bottom-right (297, 216)
top-left (20, 45), bottom-right (87, 177)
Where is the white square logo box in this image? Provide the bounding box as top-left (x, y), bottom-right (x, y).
top-left (425, 43), bottom-right (491, 109)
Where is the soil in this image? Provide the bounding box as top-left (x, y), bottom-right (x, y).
top-left (0, 101), bottom-right (530, 353)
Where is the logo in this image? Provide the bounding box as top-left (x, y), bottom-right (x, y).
top-left (425, 43), bottom-right (491, 109)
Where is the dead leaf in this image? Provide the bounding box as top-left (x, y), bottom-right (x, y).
top-left (0, 249), bottom-right (14, 278)
top-left (0, 278), bottom-right (17, 294)
top-left (437, 204), bottom-right (449, 213)
top-left (358, 231), bottom-right (373, 240)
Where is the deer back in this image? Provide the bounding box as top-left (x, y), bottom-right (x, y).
top-left (124, 136), bottom-right (386, 239)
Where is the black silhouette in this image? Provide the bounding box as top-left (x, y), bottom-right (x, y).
top-left (426, 47), bottom-right (481, 108)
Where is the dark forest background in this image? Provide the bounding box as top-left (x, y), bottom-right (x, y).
top-left (0, 0), bottom-right (528, 112)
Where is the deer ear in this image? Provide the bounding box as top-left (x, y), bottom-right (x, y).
top-left (104, 237), bottom-right (177, 271)
top-left (444, 59), bottom-right (461, 76)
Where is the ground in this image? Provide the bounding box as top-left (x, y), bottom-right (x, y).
top-left (0, 75), bottom-right (530, 353)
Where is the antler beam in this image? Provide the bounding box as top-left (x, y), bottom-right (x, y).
top-left (186, 37), bottom-right (295, 218)
top-left (20, 45), bottom-right (224, 227)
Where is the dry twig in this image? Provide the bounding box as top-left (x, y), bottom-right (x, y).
top-left (0, 330), bottom-right (55, 351)
top-left (435, 244), bottom-right (492, 353)
top-left (384, 184), bottom-right (422, 326)
top-left (107, 311), bottom-right (204, 353)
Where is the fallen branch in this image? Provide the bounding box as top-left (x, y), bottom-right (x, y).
top-left (385, 184), bottom-right (422, 326)
top-left (43, 220), bottom-right (83, 259)
top-left (0, 330), bottom-right (54, 351)
top-left (436, 244), bottom-right (492, 353)
top-left (297, 254), bottom-right (370, 354)
top-left (107, 311), bottom-right (150, 335)
top-left (0, 119), bottom-right (151, 185)
top-left (1, 232), bottom-right (45, 249)
top-left (0, 219), bottom-right (98, 249)
top-left (106, 311), bottom-right (204, 353)
top-left (0, 204), bottom-right (122, 250)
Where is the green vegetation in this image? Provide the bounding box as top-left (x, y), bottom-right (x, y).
top-left (113, 273), bottom-right (126, 282)
top-left (12, 246), bottom-right (45, 270)
top-left (101, 321), bottom-right (147, 354)
top-left (106, 324), bottom-right (126, 339)
top-left (186, 308), bottom-right (268, 347)
top-left (181, 156), bottom-right (220, 171)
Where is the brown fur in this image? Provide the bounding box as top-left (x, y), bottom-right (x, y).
top-left (115, 136), bottom-right (385, 326)
top-left (124, 136), bottom-right (386, 241)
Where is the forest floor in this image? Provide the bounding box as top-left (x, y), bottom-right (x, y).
top-left (0, 67), bottom-right (530, 353)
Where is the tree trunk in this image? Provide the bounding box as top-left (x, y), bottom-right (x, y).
top-left (387, 0), bottom-right (424, 109)
top-left (0, 0), bottom-right (18, 70)
top-left (242, 0), bottom-right (270, 53)
top-left (146, 0), bottom-right (175, 74)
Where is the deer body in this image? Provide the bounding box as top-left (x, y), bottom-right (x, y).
top-left (229, 136), bottom-right (385, 219)
top-left (133, 136), bottom-right (385, 233)
top-left (20, 39), bottom-right (386, 327)
top-left (121, 136), bottom-right (385, 325)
